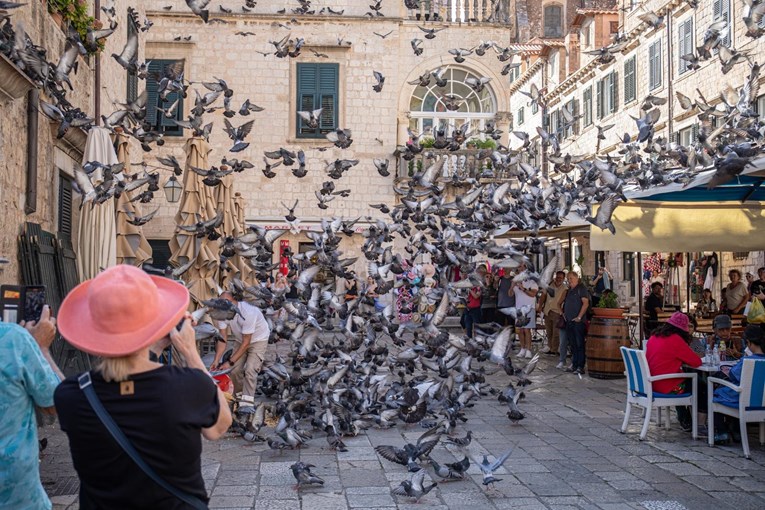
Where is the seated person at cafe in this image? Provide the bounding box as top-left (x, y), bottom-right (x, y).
top-left (685, 314), bottom-right (708, 356)
top-left (695, 288), bottom-right (717, 317)
top-left (708, 314), bottom-right (744, 360)
top-left (711, 325), bottom-right (765, 443)
top-left (645, 312), bottom-right (702, 432)
top-left (645, 282), bottom-right (664, 335)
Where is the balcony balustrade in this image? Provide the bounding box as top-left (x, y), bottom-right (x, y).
top-left (395, 149), bottom-right (518, 183)
top-left (406, 0), bottom-right (512, 24)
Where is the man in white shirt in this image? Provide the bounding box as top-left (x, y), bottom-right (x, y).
top-left (212, 291), bottom-right (270, 413)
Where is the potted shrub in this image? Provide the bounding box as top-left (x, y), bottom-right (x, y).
top-left (593, 290), bottom-right (624, 318)
top-left (420, 137), bottom-right (435, 149)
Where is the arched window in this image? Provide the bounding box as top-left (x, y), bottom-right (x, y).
top-left (408, 66), bottom-right (497, 139)
top-left (544, 4), bottom-right (563, 38)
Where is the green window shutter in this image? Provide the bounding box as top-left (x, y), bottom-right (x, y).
top-left (58, 173), bottom-right (73, 240)
top-left (714, 0), bottom-right (730, 46)
top-left (318, 64), bottom-right (338, 133)
top-left (145, 60), bottom-right (183, 135)
top-left (610, 72), bottom-right (618, 113)
top-left (297, 63), bottom-right (338, 137)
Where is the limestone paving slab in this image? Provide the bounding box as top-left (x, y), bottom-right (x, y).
top-left (43, 355), bottom-right (765, 509)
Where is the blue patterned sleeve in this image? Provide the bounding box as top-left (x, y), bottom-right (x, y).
top-left (17, 329), bottom-right (61, 408)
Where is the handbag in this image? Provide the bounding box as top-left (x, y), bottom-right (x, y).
top-left (556, 313), bottom-right (566, 329)
top-left (78, 372), bottom-right (208, 510)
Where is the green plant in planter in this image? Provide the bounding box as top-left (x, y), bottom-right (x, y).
top-left (407, 160), bottom-right (415, 177)
top-left (420, 137), bottom-right (435, 148)
top-left (416, 160), bottom-right (423, 172)
top-left (48, 0), bottom-right (103, 53)
top-left (596, 292), bottom-right (619, 309)
top-left (475, 138), bottom-right (497, 150)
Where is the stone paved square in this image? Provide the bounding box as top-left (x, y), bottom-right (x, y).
top-left (41, 355), bottom-right (765, 509)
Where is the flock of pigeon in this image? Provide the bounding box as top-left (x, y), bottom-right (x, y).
top-left (3, 0), bottom-right (765, 500)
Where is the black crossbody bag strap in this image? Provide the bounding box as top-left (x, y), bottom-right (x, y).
top-left (78, 372), bottom-right (208, 510)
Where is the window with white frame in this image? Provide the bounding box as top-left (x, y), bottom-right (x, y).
top-left (596, 72), bottom-right (618, 119)
top-left (624, 56), bottom-right (636, 103)
top-left (508, 65), bottom-right (521, 83)
top-left (677, 124), bottom-right (698, 146)
top-left (648, 40), bottom-right (662, 90)
top-left (517, 106), bottom-right (525, 125)
top-left (754, 94), bottom-right (765, 115)
top-left (583, 86), bottom-right (593, 127)
top-left (408, 66), bottom-right (497, 137)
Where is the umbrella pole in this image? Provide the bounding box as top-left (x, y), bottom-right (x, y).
top-left (637, 251), bottom-right (644, 348)
top-left (686, 252), bottom-right (691, 313)
top-left (568, 232), bottom-right (573, 270)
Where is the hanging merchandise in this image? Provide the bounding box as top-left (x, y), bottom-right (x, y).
top-left (704, 252), bottom-right (717, 293)
top-left (643, 253), bottom-right (662, 296)
top-left (665, 253), bottom-right (681, 307)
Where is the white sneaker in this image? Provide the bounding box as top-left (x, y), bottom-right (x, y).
top-left (525, 350), bottom-right (533, 359)
top-left (555, 362), bottom-right (564, 369)
top-left (517, 348), bottom-right (527, 358)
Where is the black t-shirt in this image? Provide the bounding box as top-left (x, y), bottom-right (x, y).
top-left (749, 280), bottom-right (765, 301)
top-left (645, 293), bottom-right (663, 320)
top-left (563, 284), bottom-right (591, 321)
top-left (54, 366), bottom-right (219, 510)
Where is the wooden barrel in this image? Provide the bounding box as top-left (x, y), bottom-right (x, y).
top-left (586, 317), bottom-right (630, 379)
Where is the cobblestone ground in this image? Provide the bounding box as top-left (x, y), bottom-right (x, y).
top-left (41, 353), bottom-right (765, 510)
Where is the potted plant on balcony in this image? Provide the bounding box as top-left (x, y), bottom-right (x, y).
top-left (48, 0), bottom-right (104, 54)
top-left (593, 290), bottom-right (624, 318)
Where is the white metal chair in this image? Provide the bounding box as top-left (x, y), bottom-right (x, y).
top-left (708, 359), bottom-right (765, 459)
top-left (620, 347), bottom-right (698, 440)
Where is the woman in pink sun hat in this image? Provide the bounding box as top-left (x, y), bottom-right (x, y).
top-left (645, 311), bottom-right (702, 434)
top-left (53, 265), bottom-right (231, 509)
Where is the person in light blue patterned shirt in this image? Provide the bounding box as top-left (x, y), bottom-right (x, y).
top-left (0, 306), bottom-right (63, 510)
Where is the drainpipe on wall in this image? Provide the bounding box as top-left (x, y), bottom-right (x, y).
top-left (94, 0), bottom-right (101, 123)
top-left (25, 88), bottom-right (39, 215)
top-left (666, 10), bottom-right (674, 137)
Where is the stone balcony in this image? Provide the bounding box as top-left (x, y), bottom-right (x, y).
top-left (405, 0), bottom-right (512, 24)
top-left (395, 148), bottom-right (517, 183)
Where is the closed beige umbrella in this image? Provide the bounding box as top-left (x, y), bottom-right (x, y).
top-left (114, 133), bottom-right (152, 266)
top-left (169, 137), bottom-right (220, 304)
top-left (216, 177), bottom-right (254, 286)
top-left (76, 127), bottom-right (118, 281)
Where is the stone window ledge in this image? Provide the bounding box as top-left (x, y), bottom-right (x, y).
top-left (0, 53), bottom-right (37, 101)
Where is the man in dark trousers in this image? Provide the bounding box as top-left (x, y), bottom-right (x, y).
top-left (562, 272), bottom-right (590, 375)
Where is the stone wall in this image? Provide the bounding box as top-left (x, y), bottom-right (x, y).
top-left (0, 1), bottom-right (143, 284)
top-left (139, 8), bottom-right (522, 252)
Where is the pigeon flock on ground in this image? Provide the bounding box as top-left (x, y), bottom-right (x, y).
top-left (3, 0), bottom-right (765, 499)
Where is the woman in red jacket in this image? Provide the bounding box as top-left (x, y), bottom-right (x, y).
top-left (645, 312), bottom-right (702, 432)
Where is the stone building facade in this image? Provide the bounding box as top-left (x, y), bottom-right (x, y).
top-left (509, 0), bottom-right (765, 306)
top-left (136, 0), bottom-right (613, 274)
top-left (0, 1), bottom-right (144, 284)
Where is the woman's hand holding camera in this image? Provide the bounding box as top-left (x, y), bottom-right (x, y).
top-left (169, 315), bottom-right (206, 371)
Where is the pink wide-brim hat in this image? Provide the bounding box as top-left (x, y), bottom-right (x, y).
top-left (58, 265), bottom-right (189, 358)
top-left (666, 311), bottom-right (690, 333)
